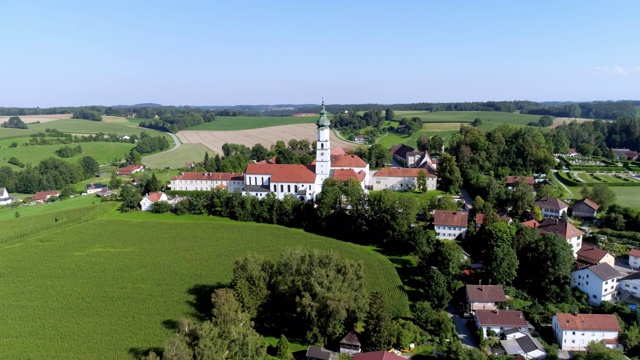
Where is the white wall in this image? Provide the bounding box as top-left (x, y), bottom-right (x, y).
top-left (630, 255), bottom-right (640, 270)
top-left (569, 235), bottom-right (583, 258)
top-left (542, 207), bottom-right (568, 219)
top-left (435, 225), bottom-right (466, 240)
top-left (372, 176), bottom-right (436, 191)
top-left (552, 316), bottom-right (620, 351)
top-left (619, 278), bottom-right (640, 297)
top-left (572, 268), bottom-right (617, 305)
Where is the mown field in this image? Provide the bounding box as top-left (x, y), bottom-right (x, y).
top-left (0, 199), bottom-right (409, 359)
top-left (392, 110), bottom-right (541, 127)
top-left (142, 143), bottom-right (210, 169)
top-left (186, 116), bottom-right (317, 131)
top-left (610, 187), bottom-right (640, 209)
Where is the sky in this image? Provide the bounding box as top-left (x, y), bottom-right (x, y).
top-left (1, 0), bottom-right (639, 107)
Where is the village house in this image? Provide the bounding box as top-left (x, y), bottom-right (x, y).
top-left (306, 345), bottom-right (337, 360)
top-left (0, 187), bottom-right (14, 205)
top-left (535, 196), bottom-right (568, 219)
top-left (618, 272), bottom-right (640, 298)
top-left (389, 144), bottom-right (437, 170)
top-left (552, 313), bottom-right (622, 351)
top-left (140, 192), bottom-right (168, 211)
top-left (466, 284), bottom-right (507, 311)
top-left (117, 164), bottom-right (144, 176)
top-left (576, 245), bottom-right (615, 267)
top-left (475, 309), bottom-right (528, 336)
top-left (571, 198), bottom-right (600, 218)
top-left (571, 263), bottom-right (620, 305)
top-left (30, 190), bottom-right (60, 203)
top-left (85, 183), bottom-right (109, 195)
top-left (433, 210), bottom-right (468, 240)
top-left (371, 167), bottom-right (437, 191)
top-left (353, 351), bottom-right (405, 360)
top-left (628, 249), bottom-right (640, 270)
top-left (505, 176), bottom-right (534, 190)
top-left (500, 331), bottom-right (547, 359)
top-left (536, 218), bottom-right (584, 258)
top-left (170, 172), bottom-right (244, 192)
top-left (339, 331), bottom-right (361, 356)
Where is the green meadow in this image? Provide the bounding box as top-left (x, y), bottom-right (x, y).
top-left (392, 110), bottom-right (541, 127)
top-left (142, 143), bottom-right (210, 169)
top-left (185, 115), bottom-right (317, 131)
top-left (0, 200), bottom-right (409, 359)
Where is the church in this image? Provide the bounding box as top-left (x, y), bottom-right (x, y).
top-left (170, 100), bottom-right (370, 200)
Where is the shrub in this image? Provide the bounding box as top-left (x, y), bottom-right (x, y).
top-left (8, 157), bottom-right (24, 168)
top-left (151, 201), bottom-right (172, 213)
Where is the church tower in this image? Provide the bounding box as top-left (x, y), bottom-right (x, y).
top-left (315, 98), bottom-right (331, 189)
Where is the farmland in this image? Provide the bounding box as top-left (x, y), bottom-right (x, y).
top-left (185, 115), bottom-right (317, 131)
top-left (142, 143), bottom-right (210, 169)
top-left (0, 113), bottom-right (72, 124)
top-left (0, 200), bottom-right (408, 359)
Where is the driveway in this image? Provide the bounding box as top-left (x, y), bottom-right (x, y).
top-left (446, 304), bottom-right (477, 348)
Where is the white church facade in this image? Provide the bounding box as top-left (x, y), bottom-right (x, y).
top-left (170, 99), bottom-right (370, 200)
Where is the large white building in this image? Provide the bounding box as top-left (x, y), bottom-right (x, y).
top-left (371, 167), bottom-right (437, 191)
top-left (536, 218), bottom-right (584, 258)
top-left (433, 210), bottom-right (468, 240)
top-left (552, 313), bottom-right (622, 351)
top-left (170, 172), bottom-right (244, 192)
top-left (571, 263), bottom-right (621, 305)
top-left (629, 249), bottom-right (640, 270)
top-left (535, 196), bottom-right (569, 219)
top-left (619, 272), bottom-right (640, 298)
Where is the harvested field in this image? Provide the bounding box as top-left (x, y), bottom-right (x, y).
top-left (101, 116), bottom-right (128, 123)
top-left (178, 123), bottom-right (356, 154)
top-left (0, 113), bottom-right (72, 124)
top-left (551, 117), bottom-right (594, 128)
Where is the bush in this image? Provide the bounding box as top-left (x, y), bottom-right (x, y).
top-left (8, 157), bottom-right (24, 168)
top-left (151, 201), bottom-right (172, 213)
top-left (9, 142), bottom-right (18, 148)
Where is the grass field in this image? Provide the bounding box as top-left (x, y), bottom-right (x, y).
top-left (0, 200), bottom-right (409, 359)
top-left (0, 119), bottom-right (171, 141)
top-left (142, 143), bottom-right (210, 169)
top-left (610, 187), bottom-right (640, 209)
top-left (393, 110), bottom-right (541, 126)
top-left (186, 116), bottom-right (317, 131)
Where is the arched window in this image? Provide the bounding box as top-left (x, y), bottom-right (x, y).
top-left (287, 185), bottom-right (291, 192)
top-left (280, 185), bottom-right (284, 192)
top-left (273, 184), bottom-right (276, 191)
top-left (321, 143), bottom-right (324, 149)
top-left (295, 185), bottom-right (298, 192)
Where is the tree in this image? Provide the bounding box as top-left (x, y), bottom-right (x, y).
top-left (119, 184), bottom-right (142, 212)
top-left (385, 108), bottom-right (395, 121)
top-left (581, 341), bottom-right (626, 360)
top-left (417, 134), bottom-right (430, 152)
top-left (485, 243), bottom-right (518, 286)
top-left (532, 206), bottom-right (543, 221)
top-left (587, 184), bottom-right (616, 211)
top-left (275, 334), bottom-right (292, 360)
top-left (509, 181), bottom-right (535, 217)
top-left (109, 172), bottom-right (122, 190)
top-left (368, 143), bottom-right (391, 168)
top-left (362, 291), bottom-right (394, 351)
top-left (151, 201), bottom-right (172, 213)
top-left (429, 134), bottom-right (444, 154)
top-left (412, 301), bottom-right (438, 332)
top-left (250, 143), bottom-right (271, 162)
top-left (416, 170), bottom-right (427, 193)
top-left (471, 118), bottom-right (483, 127)
top-left (537, 185), bottom-right (561, 200)
top-left (422, 269), bottom-right (451, 310)
top-left (146, 173), bottom-right (163, 193)
top-left (230, 255), bottom-right (270, 320)
top-left (78, 156), bottom-right (99, 179)
top-left (1, 116), bottom-right (28, 129)
top-left (438, 153), bottom-right (463, 194)
top-left (60, 185), bottom-right (76, 199)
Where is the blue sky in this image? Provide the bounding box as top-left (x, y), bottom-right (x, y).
top-left (1, 0), bottom-right (638, 107)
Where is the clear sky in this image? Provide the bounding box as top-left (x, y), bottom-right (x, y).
top-left (1, 0), bottom-right (639, 107)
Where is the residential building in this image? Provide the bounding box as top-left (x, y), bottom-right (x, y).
top-left (306, 345), bottom-right (336, 360)
top-left (552, 313), bottom-right (622, 351)
top-left (433, 210), bottom-right (468, 239)
top-left (140, 192), bottom-right (168, 211)
top-left (475, 309), bottom-right (528, 336)
top-left (117, 164), bottom-right (144, 176)
top-left (0, 187), bottom-right (14, 205)
top-left (576, 245), bottom-right (615, 267)
top-left (500, 331), bottom-right (546, 359)
top-left (618, 272), bottom-right (640, 298)
top-left (571, 263), bottom-right (620, 305)
top-left (521, 219), bottom-right (540, 229)
top-left (371, 167), bottom-right (437, 191)
top-left (85, 183), bottom-right (109, 195)
top-left (571, 198), bottom-right (600, 218)
top-left (629, 249), bottom-right (640, 270)
top-left (536, 219), bottom-right (584, 257)
top-left (339, 331), bottom-right (361, 356)
top-left (170, 172), bottom-right (244, 192)
top-left (353, 351), bottom-right (405, 360)
top-left (535, 196), bottom-right (568, 219)
top-left (505, 176), bottom-right (534, 189)
top-left (30, 190), bottom-right (60, 203)
top-left (466, 284), bottom-right (507, 311)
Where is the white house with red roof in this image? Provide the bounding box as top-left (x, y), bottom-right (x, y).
top-left (117, 164), bottom-right (144, 176)
top-left (30, 190), bottom-right (60, 203)
top-left (433, 210), bottom-right (469, 239)
top-left (628, 249), bottom-right (640, 270)
top-left (552, 313), bottom-right (622, 351)
top-left (170, 172), bottom-right (244, 192)
top-left (535, 196), bottom-right (569, 219)
top-left (536, 218), bottom-right (584, 257)
top-left (475, 309), bottom-right (528, 336)
top-left (572, 263), bottom-right (621, 305)
top-left (371, 167), bottom-right (437, 191)
top-left (140, 192), bottom-right (168, 211)
top-left (0, 187), bottom-right (14, 205)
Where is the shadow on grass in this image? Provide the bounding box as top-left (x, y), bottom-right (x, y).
top-left (374, 248), bottom-right (424, 303)
top-left (186, 283), bottom-right (228, 321)
top-left (128, 346), bottom-right (162, 359)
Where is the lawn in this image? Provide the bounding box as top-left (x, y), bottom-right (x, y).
top-left (185, 116), bottom-right (317, 131)
top-left (142, 143), bottom-right (210, 169)
top-left (610, 187), bottom-right (640, 209)
top-left (0, 202), bottom-right (409, 359)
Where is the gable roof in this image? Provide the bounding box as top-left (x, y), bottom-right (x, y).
top-left (340, 331), bottom-right (361, 346)
top-left (32, 190), bottom-right (60, 201)
top-left (475, 310), bottom-right (527, 327)
top-left (620, 272), bottom-right (640, 281)
top-left (144, 192), bottom-right (166, 203)
top-left (171, 172), bottom-right (244, 181)
top-left (475, 213), bottom-right (485, 225)
top-left (586, 263), bottom-right (620, 281)
top-left (331, 147), bottom-right (347, 156)
top-left (577, 245), bottom-right (611, 264)
top-left (353, 351), bottom-right (405, 360)
top-left (245, 163), bottom-right (316, 183)
top-left (628, 249), bottom-right (640, 258)
top-left (332, 169), bottom-right (366, 182)
top-left (572, 198), bottom-right (600, 211)
top-left (555, 313), bottom-right (621, 332)
top-left (535, 196), bottom-right (568, 211)
top-left (537, 219), bottom-right (584, 239)
top-left (373, 167), bottom-right (436, 178)
top-left (433, 210), bottom-right (468, 227)
top-left (306, 346), bottom-right (333, 360)
top-left (506, 176), bottom-right (534, 186)
top-left (85, 183), bottom-right (108, 190)
top-left (390, 144), bottom-right (415, 158)
top-left (0, 187), bottom-right (8, 198)
top-left (521, 219), bottom-right (540, 228)
top-left (466, 285), bottom-right (507, 303)
top-left (331, 154), bottom-right (367, 168)
top-left (117, 164), bottom-right (143, 174)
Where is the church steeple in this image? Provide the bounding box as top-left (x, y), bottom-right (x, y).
top-left (315, 97), bottom-right (331, 192)
top-left (317, 97), bottom-right (331, 128)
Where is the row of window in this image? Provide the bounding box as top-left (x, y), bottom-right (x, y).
top-left (271, 184), bottom-right (313, 193)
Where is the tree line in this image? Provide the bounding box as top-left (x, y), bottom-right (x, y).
top-left (522, 100), bottom-right (636, 120)
top-left (1, 116), bottom-right (28, 129)
top-left (549, 116), bottom-right (640, 153)
top-left (0, 156), bottom-right (99, 193)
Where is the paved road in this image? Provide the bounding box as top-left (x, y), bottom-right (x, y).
top-left (459, 187), bottom-right (473, 210)
top-left (551, 169), bottom-right (573, 197)
top-left (446, 304), bottom-right (477, 348)
top-left (164, 132), bottom-right (181, 153)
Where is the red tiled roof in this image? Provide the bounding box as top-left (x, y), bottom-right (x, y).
top-left (257, 157), bottom-right (277, 164)
top-left (537, 218), bottom-right (584, 239)
top-left (569, 148), bottom-right (577, 154)
top-left (145, 192), bottom-right (165, 203)
top-left (577, 245), bottom-right (611, 264)
top-left (466, 285), bottom-right (507, 303)
top-left (373, 167), bottom-right (436, 178)
top-left (117, 164), bottom-right (143, 174)
top-left (353, 351), bottom-right (405, 360)
top-left (535, 196), bottom-right (568, 211)
top-left (475, 213), bottom-right (485, 225)
top-left (506, 176), bottom-right (534, 185)
top-left (171, 172), bottom-right (243, 181)
top-left (245, 163), bottom-right (316, 183)
top-left (573, 198), bottom-right (600, 211)
top-left (475, 310), bottom-right (527, 327)
top-left (332, 169), bottom-right (366, 182)
top-left (555, 313), bottom-right (621, 332)
top-left (331, 147), bottom-right (347, 156)
top-left (522, 220), bottom-right (540, 228)
top-left (603, 338), bottom-right (620, 345)
top-left (629, 249), bottom-right (640, 258)
top-left (331, 154), bottom-right (367, 167)
top-left (32, 190), bottom-right (60, 201)
top-left (434, 210), bottom-right (468, 227)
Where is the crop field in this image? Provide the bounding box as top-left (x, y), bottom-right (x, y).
top-left (186, 115), bottom-right (317, 131)
top-left (142, 143), bottom-right (210, 169)
top-left (392, 110), bottom-right (541, 126)
top-left (177, 123), bottom-right (355, 155)
top-left (0, 201), bottom-right (408, 359)
top-left (0, 113), bottom-right (72, 124)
